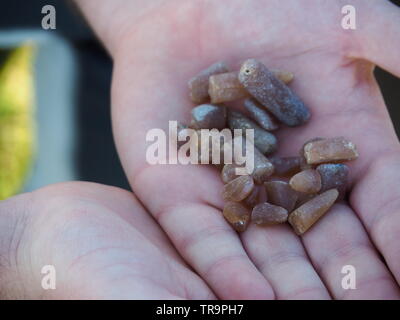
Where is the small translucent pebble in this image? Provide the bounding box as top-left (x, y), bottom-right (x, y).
top-left (288, 189), bottom-right (339, 235)
top-left (222, 175), bottom-right (254, 202)
top-left (264, 181), bottom-right (298, 212)
top-left (237, 137), bottom-right (275, 183)
top-left (188, 62), bottom-right (229, 103)
top-left (243, 185), bottom-right (261, 208)
top-left (298, 138), bottom-right (326, 170)
top-left (228, 110), bottom-right (277, 155)
top-left (190, 104), bottom-right (227, 130)
top-left (316, 164), bottom-right (349, 201)
top-left (252, 150), bottom-right (275, 183)
top-left (238, 59), bottom-right (310, 127)
top-left (303, 137), bottom-right (359, 165)
top-left (252, 202), bottom-right (288, 225)
top-left (244, 98), bottom-right (279, 131)
top-left (289, 169), bottom-right (321, 194)
top-left (223, 201), bottom-right (251, 232)
top-left (271, 69), bottom-right (294, 84)
top-left (296, 192), bottom-right (316, 207)
top-left (221, 163), bottom-right (240, 184)
top-left (221, 137), bottom-right (275, 184)
top-left (209, 72), bottom-right (249, 104)
top-left (270, 156), bottom-right (302, 177)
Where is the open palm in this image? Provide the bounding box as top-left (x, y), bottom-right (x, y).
top-left (109, 0), bottom-right (400, 299)
top-left (0, 182), bottom-right (214, 299)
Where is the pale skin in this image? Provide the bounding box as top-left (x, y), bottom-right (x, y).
top-left (1, 0), bottom-right (400, 299)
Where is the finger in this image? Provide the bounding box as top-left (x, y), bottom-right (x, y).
top-left (242, 223), bottom-right (330, 299)
top-left (133, 164), bottom-right (275, 299)
top-left (356, 0), bottom-right (400, 77)
top-left (351, 152), bottom-right (400, 287)
top-left (302, 203), bottom-right (400, 299)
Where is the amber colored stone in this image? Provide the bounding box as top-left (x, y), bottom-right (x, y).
top-left (188, 62), bottom-right (229, 103)
top-left (244, 98), bottom-right (279, 131)
top-left (270, 156), bottom-right (302, 177)
top-left (244, 140), bottom-right (275, 183)
top-left (296, 192), bottom-right (316, 207)
top-left (221, 137), bottom-right (274, 184)
top-left (228, 110), bottom-right (277, 155)
top-left (209, 72), bottom-right (249, 104)
top-left (303, 137), bottom-right (359, 165)
top-left (221, 163), bottom-right (240, 184)
top-left (298, 138), bottom-right (323, 170)
top-left (288, 189), bottom-right (339, 235)
top-left (272, 69), bottom-right (294, 84)
top-left (208, 70), bottom-right (293, 104)
top-left (249, 143), bottom-right (275, 183)
top-left (223, 201), bottom-right (251, 232)
top-left (252, 202), bottom-right (288, 225)
top-left (190, 104), bottom-right (227, 130)
top-left (264, 181), bottom-right (298, 212)
top-left (222, 175), bottom-right (254, 202)
top-left (289, 169), bottom-right (321, 194)
top-left (238, 59), bottom-right (310, 127)
top-left (316, 164), bottom-right (349, 201)
top-left (243, 185), bottom-right (261, 208)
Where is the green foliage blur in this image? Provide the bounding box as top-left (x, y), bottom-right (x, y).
top-left (0, 45), bottom-right (36, 199)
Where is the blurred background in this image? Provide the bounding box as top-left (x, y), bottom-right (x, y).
top-left (0, 0), bottom-right (398, 199)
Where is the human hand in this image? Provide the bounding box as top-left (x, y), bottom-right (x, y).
top-left (80, 0), bottom-right (400, 299)
top-left (0, 182), bottom-right (214, 299)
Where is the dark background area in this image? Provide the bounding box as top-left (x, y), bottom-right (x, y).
top-left (0, 0), bottom-right (399, 190)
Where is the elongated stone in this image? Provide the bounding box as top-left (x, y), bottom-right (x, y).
top-left (209, 70), bottom-right (293, 104)
top-left (264, 181), bottom-right (298, 212)
top-left (303, 137), bottom-right (359, 165)
top-left (233, 137), bottom-right (275, 183)
top-left (289, 169), bottom-right (321, 194)
top-left (190, 104), bottom-right (227, 130)
top-left (223, 201), bottom-right (251, 232)
top-left (317, 164), bottom-right (349, 200)
top-left (222, 175), bottom-right (254, 202)
top-left (188, 62), bottom-right (229, 103)
top-left (244, 98), bottom-right (279, 131)
top-left (238, 59), bottom-right (310, 127)
top-left (270, 156), bottom-right (302, 177)
top-left (252, 202), bottom-right (288, 225)
top-left (228, 110), bottom-right (277, 155)
top-left (289, 189), bottom-right (339, 235)
top-left (209, 72), bottom-right (249, 104)
top-left (243, 185), bottom-right (261, 208)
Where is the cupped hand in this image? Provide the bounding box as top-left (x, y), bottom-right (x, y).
top-left (110, 0), bottom-right (400, 299)
top-left (0, 182), bottom-right (213, 299)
